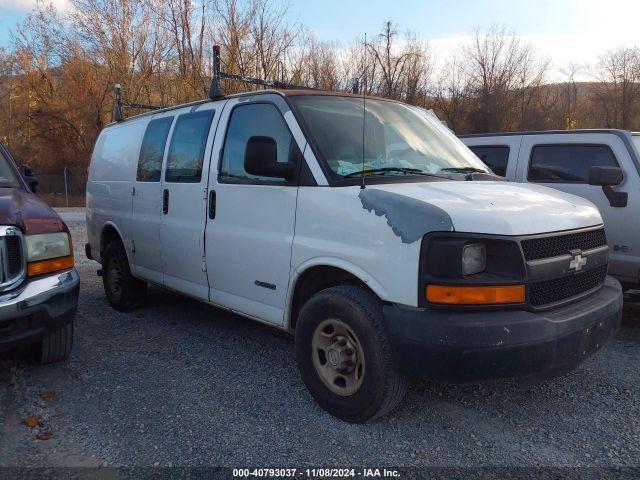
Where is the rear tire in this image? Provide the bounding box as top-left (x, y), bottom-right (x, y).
top-left (38, 319), bottom-right (74, 364)
top-left (294, 285), bottom-right (408, 422)
top-left (102, 241), bottom-right (147, 311)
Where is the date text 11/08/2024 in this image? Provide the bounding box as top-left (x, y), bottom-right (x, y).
top-left (232, 468), bottom-right (401, 478)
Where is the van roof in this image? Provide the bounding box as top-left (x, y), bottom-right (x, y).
top-left (107, 89), bottom-right (394, 127)
top-left (459, 129), bottom-right (631, 138)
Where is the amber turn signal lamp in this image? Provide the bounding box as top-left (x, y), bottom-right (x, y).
top-left (27, 255), bottom-right (75, 277)
top-left (426, 284), bottom-right (526, 305)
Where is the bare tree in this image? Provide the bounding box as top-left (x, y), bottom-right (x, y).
top-left (250, 0), bottom-right (298, 82)
top-left (215, 0), bottom-right (253, 83)
top-left (463, 25), bottom-right (548, 132)
top-left (288, 32), bottom-right (343, 90)
top-left (432, 53), bottom-right (471, 132)
top-left (557, 63), bottom-right (586, 129)
top-left (593, 47), bottom-right (640, 129)
top-left (4, 1), bottom-right (640, 199)
top-left (367, 21), bottom-right (417, 99)
top-left (0, 49), bottom-right (15, 145)
top-left (401, 32), bottom-right (432, 106)
top-left (155, 0), bottom-right (211, 99)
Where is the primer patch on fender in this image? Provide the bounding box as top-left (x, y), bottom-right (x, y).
top-left (359, 188), bottom-right (454, 244)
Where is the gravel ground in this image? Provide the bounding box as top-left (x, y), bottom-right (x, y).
top-left (0, 209), bottom-right (639, 468)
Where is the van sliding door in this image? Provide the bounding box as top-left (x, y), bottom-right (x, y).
top-left (131, 115), bottom-right (174, 284)
top-left (160, 105), bottom-right (221, 300)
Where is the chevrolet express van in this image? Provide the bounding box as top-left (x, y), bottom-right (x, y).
top-left (461, 130), bottom-right (640, 291)
top-left (86, 91), bottom-right (622, 422)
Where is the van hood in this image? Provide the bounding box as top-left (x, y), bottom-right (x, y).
top-left (358, 181), bottom-right (602, 241)
top-left (0, 187), bottom-right (66, 234)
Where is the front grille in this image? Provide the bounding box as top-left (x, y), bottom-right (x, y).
top-left (522, 228), bottom-right (607, 261)
top-left (0, 226), bottom-right (25, 291)
top-left (5, 236), bottom-right (22, 276)
top-left (529, 265), bottom-right (608, 306)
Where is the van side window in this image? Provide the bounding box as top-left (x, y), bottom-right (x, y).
top-left (220, 103), bottom-right (296, 184)
top-left (165, 110), bottom-right (215, 183)
top-left (528, 144), bottom-right (619, 183)
top-left (468, 145), bottom-right (509, 177)
top-left (137, 117), bottom-right (173, 182)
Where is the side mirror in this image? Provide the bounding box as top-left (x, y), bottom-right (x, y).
top-left (588, 166), bottom-right (623, 186)
top-left (22, 164), bottom-right (39, 193)
top-left (589, 166), bottom-right (627, 207)
top-left (244, 136), bottom-right (295, 180)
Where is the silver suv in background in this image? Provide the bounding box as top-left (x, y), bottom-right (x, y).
top-left (461, 130), bottom-right (640, 291)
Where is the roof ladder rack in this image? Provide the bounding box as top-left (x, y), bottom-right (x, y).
top-left (208, 45), bottom-right (320, 99)
top-left (114, 45), bottom-right (329, 121)
top-left (113, 84), bottom-right (162, 122)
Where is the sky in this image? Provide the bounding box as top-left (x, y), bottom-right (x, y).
top-left (1, 0), bottom-right (640, 77)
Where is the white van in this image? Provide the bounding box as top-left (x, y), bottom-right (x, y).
top-left (86, 91), bottom-right (622, 422)
top-left (460, 130), bottom-right (640, 290)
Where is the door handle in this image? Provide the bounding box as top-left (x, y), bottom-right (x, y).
top-left (208, 190), bottom-right (216, 219)
top-left (163, 188), bottom-right (169, 214)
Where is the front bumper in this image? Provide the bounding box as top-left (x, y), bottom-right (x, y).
top-left (0, 269), bottom-right (80, 351)
top-left (383, 276), bottom-right (623, 383)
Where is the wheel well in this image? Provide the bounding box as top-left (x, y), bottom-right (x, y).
top-left (100, 225), bottom-right (122, 262)
top-left (289, 266), bottom-right (377, 331)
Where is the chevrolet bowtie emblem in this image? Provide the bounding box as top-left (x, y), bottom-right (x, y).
top-left (569, 249), bottom-right (587, 272)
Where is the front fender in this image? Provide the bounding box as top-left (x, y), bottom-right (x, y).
top-left (284, 256), bottom-right (391, 329)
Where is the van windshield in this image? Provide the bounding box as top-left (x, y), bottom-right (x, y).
top-left (0, 147), bottom-right (21, 188)
top-left (290, 95), bottom-right (489, 181)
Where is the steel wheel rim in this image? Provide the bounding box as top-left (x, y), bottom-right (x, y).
top-left (107, 257), bottom-right (123, 298)
top-left (311, 318), bottom-right (365, 396)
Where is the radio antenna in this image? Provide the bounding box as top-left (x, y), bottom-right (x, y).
top-left (360, 33), bottom-right (367, 190)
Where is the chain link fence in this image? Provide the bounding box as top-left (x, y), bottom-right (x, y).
top-left (35, 172), bottom-right (87, 207)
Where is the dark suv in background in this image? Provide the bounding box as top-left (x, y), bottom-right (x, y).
top-left (0, 142), bottom-right (79, 363)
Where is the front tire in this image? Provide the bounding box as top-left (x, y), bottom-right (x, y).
top-left (38, 319), bottom-right (74, 364)
top-left (102, 241), bottom-right (147, 311)
top-left (295, 285), bottom-right (408, 422)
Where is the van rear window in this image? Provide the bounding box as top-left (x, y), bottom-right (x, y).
top-left (137, 117), bottom-right (173, 182)
top-left (165, 110), bottom-right (215, 183)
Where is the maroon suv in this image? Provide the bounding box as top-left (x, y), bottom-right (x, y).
top-left (0, 142), bottom-right (79, 362)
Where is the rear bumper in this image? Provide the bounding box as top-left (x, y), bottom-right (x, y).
top-left (383, 276), bottom-right (623, 383)
top-left (0, 269), bottom-right (80, 351)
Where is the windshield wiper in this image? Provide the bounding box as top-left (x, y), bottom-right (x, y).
top-left (439, 167), bottom-right (488, 174)
top-left (344, 167), bottom-right (433, 178)
top-left (439, 167), bottom-right (496, 181)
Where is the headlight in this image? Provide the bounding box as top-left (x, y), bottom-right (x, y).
top-left (26, 233), bottom-right (71, 261)
top-left (462, 243), bottom-right (486, 275)
top-left (421, 235), bottom-right (526, 307)
top-left (25, 232), bottom-right (74, 277)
